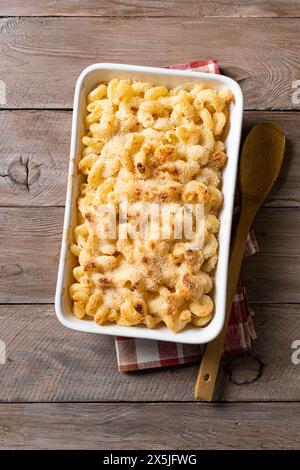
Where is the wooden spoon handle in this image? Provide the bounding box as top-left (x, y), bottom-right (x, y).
top-left (194, 204), bottom-right (256, 401)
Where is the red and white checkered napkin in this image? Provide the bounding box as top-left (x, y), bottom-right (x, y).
top-left (115, 59), bottom-right (259, 372)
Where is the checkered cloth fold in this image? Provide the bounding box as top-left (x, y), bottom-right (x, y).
top-left (115, 59), bottom-right (258, 372)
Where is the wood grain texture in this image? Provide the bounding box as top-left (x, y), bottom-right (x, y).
top-left (0, 207), bottom-right (298, 303)
top-left (1, 111), bottom-right (299, 207)
top-left (0, 1), bottom-right (298, 449)
top-left (0, 111), bottom-right (70, 206)
top-left (0, 303), bottom-right (299, 402)
top-left (0, 402), bottom-right (299, 449)
top-left (1, 1), bottom-right (299, 17)
top-left (244, 208), bottom-right (300, 302)
top-left (0, 17), bottom-right (299, 109)
top-left (0, 208), bottom-right (61, 303)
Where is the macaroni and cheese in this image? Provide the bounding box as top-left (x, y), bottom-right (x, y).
top-left (69, 78), bottom-right (232, 332)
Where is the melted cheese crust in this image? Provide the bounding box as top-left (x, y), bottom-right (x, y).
top-left (69, 79), bottom-right (232, 332)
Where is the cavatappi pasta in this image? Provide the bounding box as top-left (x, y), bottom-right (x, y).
top-left (69, 78), bottom-right (233, 332)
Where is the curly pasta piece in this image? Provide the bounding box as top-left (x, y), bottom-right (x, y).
top-left (137, 101), bottom-right (166, 128)
top-left (190, 295), bottom-right (214, 317)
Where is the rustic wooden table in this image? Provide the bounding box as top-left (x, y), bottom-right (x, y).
top-left (0, 1), bottom-right (300, 450)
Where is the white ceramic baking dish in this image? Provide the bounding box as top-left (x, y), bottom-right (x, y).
top-left (55, 63), bottom-right (243, 344)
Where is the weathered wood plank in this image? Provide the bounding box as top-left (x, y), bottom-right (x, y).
top-left (244, 208), bottom-right (300, 302)
top-left (0, 402), bottom-right (299, 449)
top-left (0, 207), bottom-right (298, 303)
top-left (1, 1), bottom-right (299, 17)
top-left (219, 304), bottom-right (300, 402)
top-left (0, 304), bottom-right (299, 402)
top-left (0, 208), bottom-right (61, 303)
top-left (0, 111), bottom-right (70, 207)
top-left (0, 111), bottom-right (298, 207)
top-left (0, 17), bottom-right (299, 109)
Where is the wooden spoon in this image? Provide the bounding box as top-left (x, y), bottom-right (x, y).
top-left (194, 123), bottom-right (285, 401)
